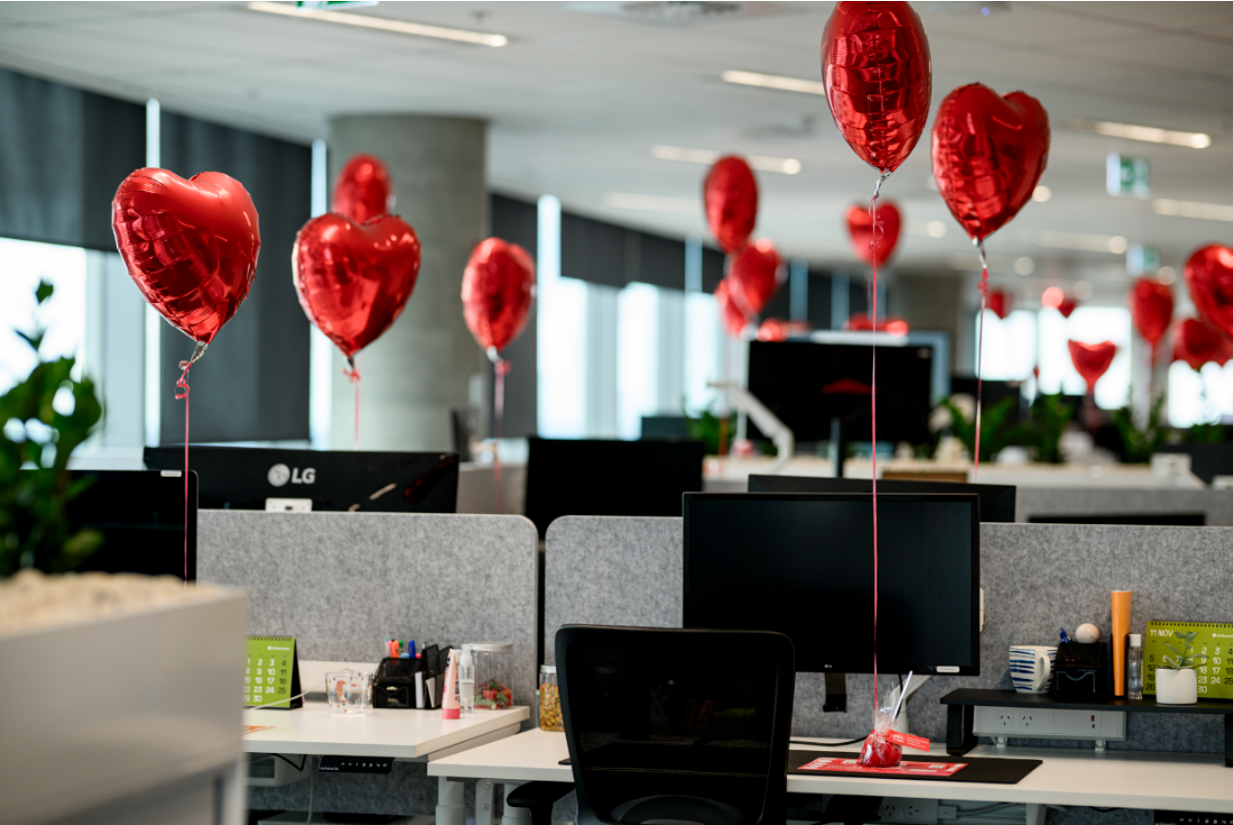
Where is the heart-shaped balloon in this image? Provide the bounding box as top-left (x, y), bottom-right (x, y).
top-left (332, 153), bottom-right (394, 225)
top-left (756, 318), bottom-right (810, 342)
top-left (728, 238), bottom-right (781, 314)
top-left (1184, 245), bottom-right (1233, 339)
top-left (704, 156), bottom-right (758, 254)
top-left (846, 201), bottom-right (901, 266)
top-left (822, 1), bottom-right (931, 174)
top-left (1130, 277), bottom-right (1174, 353)
top-left (112, 167), bottom-right (261, 344)
top-left (1174, 317), bottom-right (1232, 371)
top-left (987, 289), bottom-right (1011, 320)
top-left (932, 84), bottom-right (1050, 242)
top-left (462, 238), bottom-right (536, 356)
top-left (1058, 298), bottom-right (1077, 319)
top-left (845, 313), bottom-right (910, 336)
top-left (1068, 340), bottom-right (1117, 394)
top-left (292, 213), bottom-right (421, 362)
top-left (715, 278), bottom-right (750, 338)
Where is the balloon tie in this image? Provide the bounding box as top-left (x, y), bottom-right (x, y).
top-left (490, 350), bottom-right (510, 516)
top-left (344, 356), bottom-right (361, 451)
top-left (974, 240), bottom-right (989, 480)
top-left (175, 339), bottom-right (206, 589)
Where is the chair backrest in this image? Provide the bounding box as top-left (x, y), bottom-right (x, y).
top-left (556, 625), bottom-right (795, 825)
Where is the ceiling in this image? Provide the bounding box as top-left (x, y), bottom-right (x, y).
top-left (2, 1), bottom-right (1233, 306)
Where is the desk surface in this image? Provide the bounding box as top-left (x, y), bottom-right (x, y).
top-left (428, 729), bottom-right (1233, 813)
top-left (243, 702), bottom-right (528, 760)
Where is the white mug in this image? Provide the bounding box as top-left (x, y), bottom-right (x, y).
top-left (1009, 645), bottom-right (1057, 694)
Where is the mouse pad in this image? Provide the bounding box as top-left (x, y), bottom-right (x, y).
top-left (787, 749), bottom-right (1041, 784)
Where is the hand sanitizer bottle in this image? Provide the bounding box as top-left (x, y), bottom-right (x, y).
top-left (458, 644), bottom-right (475, 714)
top-left (1127, 634), bottom-right (1144, 700)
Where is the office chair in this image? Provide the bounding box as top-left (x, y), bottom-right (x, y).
top-left (508, 625), bottom-right (796, 825)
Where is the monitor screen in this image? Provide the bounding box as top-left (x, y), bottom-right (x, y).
top-left (746, 340), bottom-right (934, 444)
top-left (525, 437), bottom-right (705, 539)
top-left (683, 492), bottom-right (980, 675)
top-left (747, 475), bottom-right (1016, 523)
top-left (66, 470), bottom-right (197, 581)
top-left (143, 447), bottom-right (459, 513)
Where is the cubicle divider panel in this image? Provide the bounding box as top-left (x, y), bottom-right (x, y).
top-left (544, 516), bottom-right (1233, 755)
top-left (1016, 487), bottom-right (1233, 526)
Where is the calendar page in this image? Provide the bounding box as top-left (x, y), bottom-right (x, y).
top-left (1144, 621), bottom-right (1233, 700)
top-left (244, 636), bottom-right (300, 709)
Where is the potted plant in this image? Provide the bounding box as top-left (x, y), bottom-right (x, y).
top-left (1024, 391), bottom-right (1074, 464)
top-left (935, 394), bottom-right (1021, 462)
top-left (1112, 394), bottom-right (1170, 464)
top-left (1157, 630), bottom-right (1202, 705)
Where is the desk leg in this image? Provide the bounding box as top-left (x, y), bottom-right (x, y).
top-left (1026, 804), bottom-right (1045, 825)
top-left (1225, 713), bottom-right (1232, 768)
top-left (502, 782), bottom-right (532, 825)
top-left (436, 777), bottom-right (467, 825)
top-left (477, 780), bottom-right (497, 825)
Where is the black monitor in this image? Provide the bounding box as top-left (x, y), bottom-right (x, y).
top-left (143, 447), bottom-right (459, 513)
top-left (640, 415), bottom-right (691, 440)
top-left (746, 340), bottom-right (934, 445)
top-left (1158, 443), bottom-right (1233, 486)
top-left (1028, 513), bottom-right (1205, 527)
top-left (524, 437), bottom-right (705, 539)
top-left (683, 492), bottom-right (980, 675)
top-left (747, 474), bottom-right (1016, 523)
top-left (66, 470), bottom-right (198, 581)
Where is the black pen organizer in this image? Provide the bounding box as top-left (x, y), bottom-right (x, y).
top-left (1055, 641), bottom-right (1113, 698)
top-left (374, 657), bottom-right (418, 709)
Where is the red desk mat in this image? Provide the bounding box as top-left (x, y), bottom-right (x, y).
top-left (788, 749), bottom-right (1041, 784)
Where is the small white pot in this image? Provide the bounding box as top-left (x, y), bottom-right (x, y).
top-left (1156, 668), bottom-right (1198, 705)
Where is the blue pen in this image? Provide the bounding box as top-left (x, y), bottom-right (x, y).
top-left (1060, 627), bottom-right (1072, 644)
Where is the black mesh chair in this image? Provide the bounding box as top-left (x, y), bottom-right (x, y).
top-left (511, 625), bottom-right (796, 825)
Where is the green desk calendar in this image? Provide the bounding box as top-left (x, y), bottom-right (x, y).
top-left (1144, 621), bottom-right (1233, 700)
top-left (245, 636), bottom-right (302, 709)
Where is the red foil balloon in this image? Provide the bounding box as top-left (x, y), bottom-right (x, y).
top-left (1058, 298), bottom-right (1078, 319)
top-left (846, 201), bottom-right (901, 266)
top-left (1184, 245), bottom-right (1233, 340)
top-left (728, 238), bottom-right (781, 314)
top-left (1068, 340), bottom-right (1117, 394)
top-left (715, 279), bottom-right (749, 338)
top-left (332, 154), bottom-right (394, 225)
top-left (1130, 278), bottom-right (1174, 352)
top-left (704, 156), bottom-right (758, 254)
top-left (1174, 317), bottom-right (1232, 371)
top-left (987, 289), bottom-right (1011, 320)
top-left (292, 214), bottom-right (421, 361)
top-left (756, 318), bottom-right (810, 342)
top-left (845, 313), bottom-right (910, 336)
top-left (462, 238), bottom-right (536, 355)
top-left (821, 1), bottom-right (932, 174)
top-left (112, 167), bottom-right (260, 344)
top-left (932, 84), bottom-right (1050, 242)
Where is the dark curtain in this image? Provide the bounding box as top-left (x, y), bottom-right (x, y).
top-left (158, 111), bottom-right (311, 444)
top-left (489, 193), bottom-right (539, 438)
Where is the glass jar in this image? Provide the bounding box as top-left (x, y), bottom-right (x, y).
top-left (538, 665), bottom-right (562, 731)
top-left (468, 642), bottom-right (514, 709)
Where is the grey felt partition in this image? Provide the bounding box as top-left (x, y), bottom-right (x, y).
top-left (545, 516), bottom-right (1233, 755)
top-left (1016, 487), bottom-right (1233, 525)
top-left (199, 510), bottom-right (539, 817)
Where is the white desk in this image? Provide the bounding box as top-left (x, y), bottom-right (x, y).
top-left (428, 729), bottom-right (1233, 825)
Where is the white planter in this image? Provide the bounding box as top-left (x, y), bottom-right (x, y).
top-left (1156, 668), bottom-right (1198, 705)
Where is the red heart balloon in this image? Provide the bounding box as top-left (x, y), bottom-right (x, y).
top-left (846, 200), bottom-right (901, 266)
top-left (704, 156), bottom-right (758, 254)
top-left (1068, 340), bottom-right (1117, 394)
top-left (728, 238), bottom-right (781, 314)
top-left (845, 313), bottom-right (910, 336)
top-left (112, 167), bottom-right (261, 345)
top-left (715, 278), bottom-right (750, 338)
top-left (1174, 317), bottom-right (1232, 371)
top-left (332, 154), bottom-right (394, 225)
top-left (1130, 277), bottom-right (1174, 353)
top-left (756, 318), bottom-right (810, 342)
top-left (1058, 298), bottom-right (1077, 319)
top-left (932, 84), bottom-right (1050, 242)
top-left (1184, 245), bottom-right (1233, 339)
top-left (462, 238), bottom-right (536, 356)
top-left (292, 213), bottom-right (421, 362)
top-left (822, 1), bottom-right (931, 174)
top-left (987, 289), bottom-right (1011, 320)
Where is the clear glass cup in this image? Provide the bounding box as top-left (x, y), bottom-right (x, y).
top-left (326, 669), bottom-right (373, 716)
top-left (467, 642), bottom-right (514, 709)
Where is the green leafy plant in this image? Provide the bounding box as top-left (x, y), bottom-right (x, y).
top-left (0, 280), bottom-right (104, 578)
top-left (941, 396), bottom-right (1021, 462)
top-left (683, 401), bottom-right (736, 456)
top-left (1023, 392), bottom-right (1074, 464)
top-left (1161, 630), bottom-right (1204, 670)
top-left (1113, 393), bottom-right (1170, 464)
top-left (1184, 421), bottom-right (1225, 444)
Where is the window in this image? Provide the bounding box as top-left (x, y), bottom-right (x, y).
top-left (0, 237), bottom-right (88, 394)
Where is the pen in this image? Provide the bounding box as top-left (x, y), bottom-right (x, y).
top-left (1059, 627), bottom-right (1072, 644)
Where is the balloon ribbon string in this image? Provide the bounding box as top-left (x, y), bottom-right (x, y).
top-left (869, 170), bottom-right (889, 717)
top-left (175, 341), bottom-right (207, 589)
top-left (974, 241), bottom-right (990, 481)
top-left (345, 358), bottom-right (361, 451)
top-left (493, 357), bottom-right (510, 516)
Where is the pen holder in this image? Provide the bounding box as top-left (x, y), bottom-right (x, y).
top-left (374, 657), bottom-right (418, 709)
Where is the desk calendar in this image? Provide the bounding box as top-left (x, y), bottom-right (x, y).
top-left (1144, 621), bottom-right (1233, 700)
top-left (244, 636), bottom-right (302, 709)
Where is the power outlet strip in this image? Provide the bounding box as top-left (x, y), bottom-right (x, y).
top-left (878, 798), bottom-right (939, 825)
top-left (973, 705), bottom-right (1125, 748)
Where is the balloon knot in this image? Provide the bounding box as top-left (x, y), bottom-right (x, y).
top-left (495, 358), bottom-right (511, 377)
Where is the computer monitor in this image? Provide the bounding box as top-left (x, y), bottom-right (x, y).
top-left (683, 492), bottom-right (980, 675)
top-left (66, 470), bottom-right (198, 581)
top-left (747, 474), bottom-right (1016, 523)
top-left (143, 447), bottom-right (459, 513)
top-left (1158, 443), bottom-right (1233, 486)
top-left (524, 437), bottom-right (705, 539)
top-left (640, 415), bottom-right (691, 440)
top-left (1028, 513), bottom-right (1205, 527)
top-left (746, 340), bottom-right (934, 445)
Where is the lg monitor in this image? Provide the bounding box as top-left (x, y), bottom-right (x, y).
top-left (143, 447), bottom-right (459, 513)
top-left (683, 492), bottom-right (980, 675)
top-left (747, 474), bottom-right (1016, 523)
top-left (524, 437), bottom-right (705, 539)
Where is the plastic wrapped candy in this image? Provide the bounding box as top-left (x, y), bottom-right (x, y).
top-left (858, 698), bottom-right (902, 768)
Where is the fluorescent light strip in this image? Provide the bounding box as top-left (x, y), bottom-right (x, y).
top-left (651, 145), bottom-right (800, 175)
top-left (722, 69), bottom-right (828, 96)
top-left (906, 219), bottom-right (947, 238)
top-left (246, 1), bottom-right (508, 46)
top-left (603, 192), bottom-right (700, 214)
top-left (1153, 198), bottom-right (1233, 223)
top-left (1036, 230), bottom-right (1127, 254)
top-left (1091, 120), bottom-right (1210, 149)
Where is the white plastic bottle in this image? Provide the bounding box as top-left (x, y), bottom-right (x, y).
top-left (458, 644), bottom-right (475, 714)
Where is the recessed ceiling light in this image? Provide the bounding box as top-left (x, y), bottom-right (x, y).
top-left (602, 192), bottom-right (699, 214)
top-left (1041, 286), bottom-right (1064, 309)
top-left (1073, 280), bottom-right (1094, 301)
top-left (927, 221), bottom-right (946, 238)
top-left (650, 145), bottom-right (800, 175)
top-left (1089, 121), bottom-right (1210, 149)
top-left (1153, 198), bottom-right (1233, 222)
top-left (246, 1), bottom-right (508, 46)
top-left (1157, 266), bottom-right (1177, 285)
top-left (1036, 230), bottom-right (1127, 254)
top-left (721, 70), bottom-right (828, 96)
top-left (1014, 257), bottom-right (1035, 276)
top-left (1032, 185), bottom-right (1051, 203)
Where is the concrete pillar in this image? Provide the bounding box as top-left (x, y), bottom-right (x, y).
top-left (889, 272), bottom-right (967, 372)
top-left (328, 115), bottom-right (487, 450)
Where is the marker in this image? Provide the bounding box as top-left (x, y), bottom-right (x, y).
top-left (1059, 627), bottom-right (1072, 644)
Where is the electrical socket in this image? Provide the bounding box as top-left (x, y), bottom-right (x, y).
top-left (973, 706), bottom-right (1125, 744)
top-left (878, 798), bottom-right (938, 825)
top-left (938, 806), bottom-right (958, 821)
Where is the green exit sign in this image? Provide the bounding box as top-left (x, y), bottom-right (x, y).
top-left (1107, 153), bottom-right (1150, 198)
top-left (1127, 244), bottom-right (1160, 276)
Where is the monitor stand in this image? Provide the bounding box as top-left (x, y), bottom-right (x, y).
top-left (830, 418), bottom-right (848, 479)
